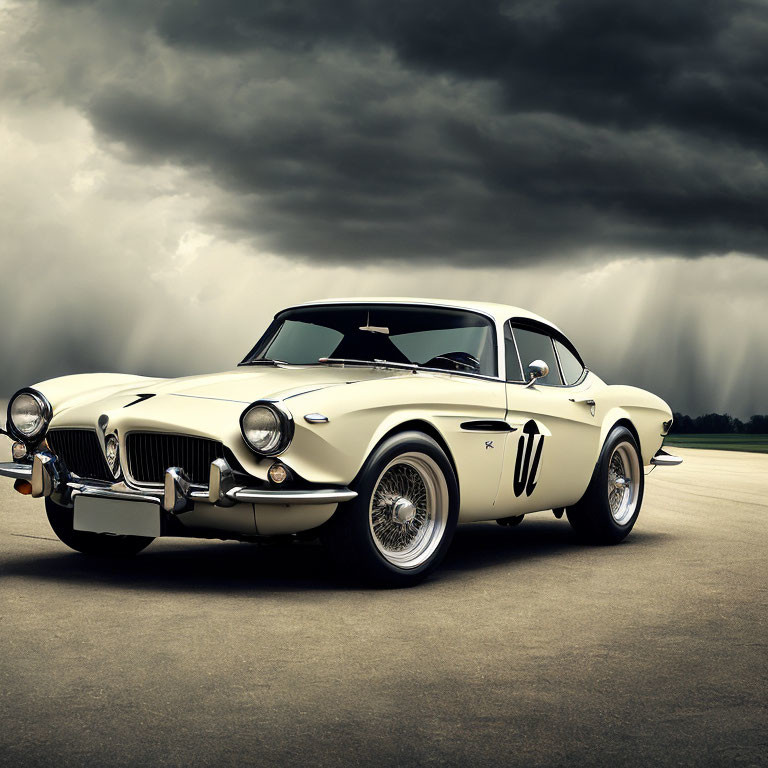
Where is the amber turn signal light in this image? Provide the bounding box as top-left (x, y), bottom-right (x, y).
top-left (14, 479), bottom-right (32, 495)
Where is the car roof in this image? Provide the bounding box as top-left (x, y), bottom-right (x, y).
top-left (286, 297), bottom-right (562, 333)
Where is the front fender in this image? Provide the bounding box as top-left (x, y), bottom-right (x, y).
top-left (275, 374), bottom-right (507, 498)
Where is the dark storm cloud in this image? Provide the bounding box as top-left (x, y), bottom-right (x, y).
top-left (35, 0), bottom-right (768, 264)
top-left (155, 0), bottom-right (768, 146)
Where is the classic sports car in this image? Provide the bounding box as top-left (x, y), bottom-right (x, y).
top-left (1, 298), bottom-right (681, 585)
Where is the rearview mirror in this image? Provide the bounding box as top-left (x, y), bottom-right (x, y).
top-left (525, 359), bottom-right (549, 388)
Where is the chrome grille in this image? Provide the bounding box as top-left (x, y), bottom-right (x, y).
top-left (47, 429), bottom-right (111, 481)
top-left (126, 433), bottom-right (224, 485)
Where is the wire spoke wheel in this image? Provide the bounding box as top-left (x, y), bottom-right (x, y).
top-left (368, 452), bottom-right (449, 569)
top-left (607, 441), bottom-right (641, 525)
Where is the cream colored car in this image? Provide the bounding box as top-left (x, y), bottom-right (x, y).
top-left (1, 298), bottom-right (681, 585)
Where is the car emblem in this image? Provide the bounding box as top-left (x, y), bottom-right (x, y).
top-left (105, 435), bottom-right (120, 478)
top-left (485, 441), bottom-right (494, 449)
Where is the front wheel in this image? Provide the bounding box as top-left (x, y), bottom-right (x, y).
top-left (45, 498), bottom-right (154, 556)
top-left (566, 426), bottom-right (644, 544)
top-left (322, 431), bottom-right (459, 587)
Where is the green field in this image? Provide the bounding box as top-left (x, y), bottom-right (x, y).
top-left (663, 434), bottom-right (768, 453)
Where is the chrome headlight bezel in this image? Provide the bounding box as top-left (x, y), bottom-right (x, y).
top-left (239, 400), bottom-right (294, 457)
top-left (7, 388), bottom-right (52, 444)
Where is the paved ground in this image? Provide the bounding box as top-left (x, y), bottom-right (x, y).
top-left (0, 443), bottom-right (765, 768)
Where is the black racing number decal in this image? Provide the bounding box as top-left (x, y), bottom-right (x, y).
top-left (513, 420), bottom-right (545, 497)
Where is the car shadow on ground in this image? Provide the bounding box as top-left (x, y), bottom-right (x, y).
top-left (1, 519), bottom-right (670, 593)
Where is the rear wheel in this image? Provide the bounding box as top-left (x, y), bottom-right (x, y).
top-left (45, 498), bottom-right (154, 556)
top-left (566, 426), bottom-right (643, 544)
top-left (322, 432), bottom-right (459, 586)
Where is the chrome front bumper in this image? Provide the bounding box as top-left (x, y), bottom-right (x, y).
top-left (0, 462), bottom-right (35, 480)
top-left (0, 455), bottom-right (356, 511)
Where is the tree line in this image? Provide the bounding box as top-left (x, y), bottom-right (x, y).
top-left (671, 413), bottom-right (768, 434)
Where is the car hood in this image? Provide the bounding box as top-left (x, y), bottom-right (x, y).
top-left (36, 365), bottom-right (412, 417)
top-left (148, 365), bottom-right (411, 402)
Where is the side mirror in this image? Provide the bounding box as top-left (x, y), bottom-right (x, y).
top-left (524, 359), bottom-right (549, 388)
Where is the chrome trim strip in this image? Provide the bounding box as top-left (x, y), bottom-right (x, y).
top-left (69, 484), bottom-right (163, 505)
top-left (226, 487), bottom-right (357, 505)
top-left (76, 483), bottom-right (354, 506)
top-left (0, 462), bottom-right (33, 480)
top-left (551, 336), bottom-right (566, 385)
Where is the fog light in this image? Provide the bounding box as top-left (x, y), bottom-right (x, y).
top-left (11, 442), bottom-right (27, 461)
top-left (268, 463), bottom-right (288, 484)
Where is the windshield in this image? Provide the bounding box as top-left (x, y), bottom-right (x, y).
top-left (242, 304), bottom-right (498, 377)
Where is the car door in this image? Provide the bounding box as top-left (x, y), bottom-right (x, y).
top-left (493, 320), bottom-right (602, 516)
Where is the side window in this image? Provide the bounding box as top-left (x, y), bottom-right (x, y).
top-left (554, 339), bottom-right (585, 385)
top-left (512, 327), bottom-right (562, 386)
top-left (504, 323), bottom-right (523, 381)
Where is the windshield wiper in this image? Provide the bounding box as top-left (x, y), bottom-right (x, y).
top-left (318, 357), bottom-right (419, 371)
top-left (240, 359), bottom-right (288, 366)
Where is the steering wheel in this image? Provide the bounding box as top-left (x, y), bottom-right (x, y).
top-left (423, 352), bottom-right (481, 374)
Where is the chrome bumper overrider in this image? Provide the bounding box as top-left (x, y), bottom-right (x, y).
top-left (0, 455), bottom-right (356, 512)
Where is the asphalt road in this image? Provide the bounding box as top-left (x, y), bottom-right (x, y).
top-left (0, 444), bottom-right (765, 768)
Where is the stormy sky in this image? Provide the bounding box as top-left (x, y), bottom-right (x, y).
top-left (1, 0), bottom-right (766, 417)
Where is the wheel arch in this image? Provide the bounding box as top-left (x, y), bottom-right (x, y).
top-left (356, 418), bottom-right (460, 498)
top-left (610, 417), bottom-right (641, 455)
top-left (597, 410), bottom-right (642, 470)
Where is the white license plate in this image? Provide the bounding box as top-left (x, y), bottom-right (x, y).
top-left (73, 496), bottom-right (161, 538)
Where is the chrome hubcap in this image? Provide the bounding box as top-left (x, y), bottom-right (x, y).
top-left (607, 442), bottom-right (640, 525)
top-left (392, 497), bottom-right (417, 524)
top-left (369, 453), bottom-right (449, 569)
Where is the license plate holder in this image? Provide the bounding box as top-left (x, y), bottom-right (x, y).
top-left (73, 495), bottom-right (161, 538)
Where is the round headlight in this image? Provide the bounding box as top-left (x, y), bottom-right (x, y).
top-left (240, 402), bottom-right (293, 456)
top-left (8, 390), bottom-right (50, 442)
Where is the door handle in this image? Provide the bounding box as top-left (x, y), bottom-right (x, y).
top-left (569, 398), bottom-right (596, 416)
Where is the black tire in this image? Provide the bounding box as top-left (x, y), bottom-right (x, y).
top-left (45, 498), bottom-right (154, 556)
top-left (566, 426), bottom-right (644, 544)
top-left (322, 431), bottom-right (459, 587)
